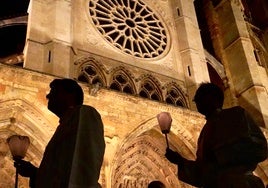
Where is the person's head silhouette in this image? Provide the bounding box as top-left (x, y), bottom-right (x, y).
top-left (148, 181), bottom-right (166, 188)
top-left (193, 82), bottom-right (224, 118)
top-left (46, 79), bottom-right (84, 118)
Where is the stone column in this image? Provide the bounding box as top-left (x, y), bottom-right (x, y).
top-left (24, 0), bottom-right (74, 78)
top-left (212, 0), bottom-right (268, 127)
top-left (202, 0), bottom-right (238, 108)
top-left (170, 0), bottom-right (210, 110)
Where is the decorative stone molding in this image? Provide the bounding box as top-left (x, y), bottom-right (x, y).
top-left (88, 0), bottom-right (169, 59)
top-left (75, 55), bottom-right (188, 107)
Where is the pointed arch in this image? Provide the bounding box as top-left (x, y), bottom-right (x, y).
top-left (138, 75), bottom-right (163, 101)
top-left (0, 98), bottom-right (56, 187)
top-left (164, 82), bottom-right (189, 108)
top-left (109, 66), bottom-right (137, 95)
top-left (204, 50), bottom-right (226, 89)
top-left (75, 57), bottom-right (107, 87)
top-left (204, 50), bottom-right (226, 79)
top-left (111, 113), bottom-right (201, 188)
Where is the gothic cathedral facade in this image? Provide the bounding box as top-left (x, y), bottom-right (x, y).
top-left (1, 0), bottom-right (268, 187)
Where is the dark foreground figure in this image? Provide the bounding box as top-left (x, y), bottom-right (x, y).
top-left (148, 181), bottom-right (166, 188)
top-left (15, 78), bottom-right (105, 188)
top-left (165, 83), bottom-right (268, 188)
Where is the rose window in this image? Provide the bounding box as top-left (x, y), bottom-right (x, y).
top-left (89, 0), bottom-right (168, 58)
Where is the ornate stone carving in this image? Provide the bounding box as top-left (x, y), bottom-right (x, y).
top-left (88, 0), bottom-right (169, 59)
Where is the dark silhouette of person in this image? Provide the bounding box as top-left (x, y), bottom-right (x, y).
top-left (148, 180), bottom-right (166, 188)
top-left (14, 78), bottom-right (105, 188)
top-left (165, 82), bottom-right (268, 188)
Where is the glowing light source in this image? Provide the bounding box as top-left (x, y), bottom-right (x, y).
top-left (7, 135), bottom-right (30, 188)
top-left (157, 112), bottom-right (172, 148)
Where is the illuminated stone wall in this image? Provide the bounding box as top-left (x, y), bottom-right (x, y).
top-left (0, 63), bottom-right (203, 187)
top-left (1, 63), bottom-right (268, 187)
top-left (1, 0), bottom-right (268, 187)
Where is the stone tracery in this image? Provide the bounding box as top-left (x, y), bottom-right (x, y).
top-left (76, 57), bottom-right (188, 107)
top-left (88, 0), bottom-right (169, 58)
top-left (110, 68), bottom-right (137, 94)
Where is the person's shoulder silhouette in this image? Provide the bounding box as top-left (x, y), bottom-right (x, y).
top-left (148, 181), bottom-right (166, 188)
